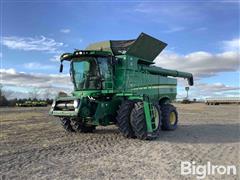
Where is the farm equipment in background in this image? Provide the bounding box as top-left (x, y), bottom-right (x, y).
top-left (49, 33), bottom-right (194, 140)
top-left (181, 99), bottom-right (192, 104)
top-left (206, 97), bottom-right (240, 105)
top-left (17, 101), bottom-right (48, 107)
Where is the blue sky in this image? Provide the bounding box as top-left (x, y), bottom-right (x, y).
top-left (1, 1), bottom-right (239, 99)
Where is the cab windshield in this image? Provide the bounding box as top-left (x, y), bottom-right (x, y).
top-left (71, 57), bottom-right (110, 90)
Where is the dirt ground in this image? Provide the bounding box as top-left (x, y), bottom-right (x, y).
top-left (0, 104), bottom-right (239, 180)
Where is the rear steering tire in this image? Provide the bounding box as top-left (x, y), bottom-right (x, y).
top-left (161, 104), bottom-right (178, 130)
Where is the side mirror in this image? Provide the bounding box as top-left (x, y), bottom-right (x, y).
top-left (59, 63), bottom-right (63, 73)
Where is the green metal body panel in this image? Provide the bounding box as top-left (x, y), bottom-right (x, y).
top-left (143, 101), bottom-right (153, 132)
top-left (113, 54), bottom-right (178, 101)
top-left (49, 33), bottom-right (194, 133)
top-left (93, 97), bottom-right (122, 126)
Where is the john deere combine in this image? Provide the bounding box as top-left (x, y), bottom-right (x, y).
top-left (49, 33), bottom-right (193, 140)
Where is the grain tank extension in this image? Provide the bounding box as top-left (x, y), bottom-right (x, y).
top-left (49, 33), bottom-right (194, 140)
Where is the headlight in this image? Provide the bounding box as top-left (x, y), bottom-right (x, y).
top-left (73, 100), bottom-right (79, 108)
top-left (51, 100), bottom-right (56, 108)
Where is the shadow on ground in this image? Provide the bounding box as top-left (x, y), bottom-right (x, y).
top-left (157, 123), bottom-right (240, 144)
top-left (93, 123), bottom-right (240, 144)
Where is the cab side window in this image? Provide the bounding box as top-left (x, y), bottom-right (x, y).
top-left (98, 57), bottom-right (111, 80)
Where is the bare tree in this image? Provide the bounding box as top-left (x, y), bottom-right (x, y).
top-left (0, 83), bottom-right (3, 97)
top-left (2, 90), bottom-right (14, 100)
top-left (0, 84), bottom-right (8, 106)
top-left (0, 83), bottom-right (14, 99)
top-left (44, 88), bottom-right (51, 100)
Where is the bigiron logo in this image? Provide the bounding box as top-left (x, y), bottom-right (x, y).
top-left (180, 161), bottom-right (237, 179)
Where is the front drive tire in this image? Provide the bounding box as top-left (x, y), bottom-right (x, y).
top-left (161, 104), bottom-right (178, 130)
top-left (60, 117), bottom-right (75, 132)
top-left (116, 100), bottom-right (135, 138)
top-left (71, 120), bottom-right (96, 133)
top-left (130, 102), bottom-right (161, 140)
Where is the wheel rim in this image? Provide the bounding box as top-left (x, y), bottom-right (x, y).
top-left (169, 111), bottom-right (176, 125)
top-left (152, 106), bottom-right (160, 130)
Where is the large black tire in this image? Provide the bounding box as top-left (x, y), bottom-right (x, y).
top-left (71, 120), bottom-right (96, 133)
top-left (161, 104), bottom-right (178, 130)
top-left (60, 117), bottom-right (75, 132)
top-left (130, 102), bottom-right (161, 140)
top-left (116, 100), bottom-right (135, 138)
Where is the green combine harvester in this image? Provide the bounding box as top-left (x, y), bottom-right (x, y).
top-left (49, 33), bottom-right (193, 140)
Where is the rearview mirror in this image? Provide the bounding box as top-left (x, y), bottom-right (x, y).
top-left (59, 63), bottom-right (63, 73)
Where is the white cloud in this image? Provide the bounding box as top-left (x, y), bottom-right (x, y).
top-left (1, 36), bottom-right (64, 53)
top-left (0, 68), bottom-right (16, 74)
top-left (222, 38), bottom-right (240, 51)
top-left (50, 54), bottom-right (61, 62)
top-left (154, 51), bottom-right (240, 78)
top-left (154, 39), bottom-right (240, 99)
top-left (196, 82), bottom-right (239, 92)
top-left (60, 29), bottom-right (71, 34)
top-left (24, 62), bottom-right (54, 70)
top-left (1, 68), bottom-right (72, 98)
top-left (1, 68), bottom-right (71, 88)
top-left (163, 27), bottom-right (185, 33)
top-left (180, 82), bottom-right (240, 99)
